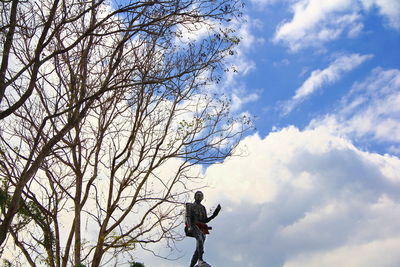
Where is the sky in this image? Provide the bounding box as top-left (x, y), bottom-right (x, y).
top-left (1, 1), bottom-right (399, 266)
top-left (133, 0), bottom-right (400, 266)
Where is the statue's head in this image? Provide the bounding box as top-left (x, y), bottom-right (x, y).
top-left (194, 191), bottom-right (204, 203)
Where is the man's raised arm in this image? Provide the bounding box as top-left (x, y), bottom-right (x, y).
top-left (205, 204), bottom-right (221, 223)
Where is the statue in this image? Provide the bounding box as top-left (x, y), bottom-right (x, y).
top-left (185, 191), bottom-right (221, 267)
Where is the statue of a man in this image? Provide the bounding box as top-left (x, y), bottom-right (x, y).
top-left (185, 191), bottom-right (221, 267)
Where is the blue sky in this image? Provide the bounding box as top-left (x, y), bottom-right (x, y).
top-left (135, 0), bottom-right (400, 266)
top-left (233, 0), bottom-right (400, 148)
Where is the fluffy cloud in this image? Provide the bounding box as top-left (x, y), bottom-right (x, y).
top-left (284, 238), bottom-right (400, 267)
top-left (282, 53), bottom-right (372, 115)
top-left (273, 0), bottom-right (361, 51)
top-left (133, 124), bottom-right (400, 266)
top-left (362, 0), bottom-right (400, 29)
top-left (309, 67), bottom-right (400, 147)
top-left (199, 126), bottom-right (400, 267)
top-left (272, 0), bottom-right (400, 51)
top-left (231, 92), bottom-right (260, 111)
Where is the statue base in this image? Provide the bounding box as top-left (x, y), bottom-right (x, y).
top-left (195, 261), bottom-right (211, 267)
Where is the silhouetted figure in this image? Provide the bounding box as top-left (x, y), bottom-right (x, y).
top-left (185, 191), bottom-right (221, 267)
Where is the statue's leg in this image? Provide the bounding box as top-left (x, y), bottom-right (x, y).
top-left (190, 250), bottom-right (198, 267)
top-left (190, 227), bottom-right (205, 266)
top-left (198, 234), bottom-right (206, 261)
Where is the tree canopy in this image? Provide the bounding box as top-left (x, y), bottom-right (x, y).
top-left (0, 0), bottom-right (249, 266)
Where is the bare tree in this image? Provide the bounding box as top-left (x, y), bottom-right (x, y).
top-left (0, 0), bottom-right (249, 266)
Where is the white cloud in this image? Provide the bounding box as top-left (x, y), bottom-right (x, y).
top-left (273, 0), bottom-right (361, 51)
top-left (205, 126), bottom-right (400, 205)
top-left (284, 238), bottom-right (400, 267)
top-left (128, 123), bottom-right (400, 266)
top-left (231, 91), bottom-right (260, 111)
top-left (282, 53), bottom-right (372, 115)
top-left (362, 0), bottom-right (400, 29)
top-left (272, 0), bottom-right (400, 51)
top-left (309, 67), bottom-right (400, 145)
top-left (196, 126), bottom-right (400, 267)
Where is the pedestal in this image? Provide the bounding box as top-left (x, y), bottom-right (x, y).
top-left (195, 261), bottom-right (211, 267)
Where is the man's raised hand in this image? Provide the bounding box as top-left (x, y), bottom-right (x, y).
top-left (213, 204), bottom-right (221, 217)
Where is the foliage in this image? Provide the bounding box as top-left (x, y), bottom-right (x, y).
top-left (1, 260), bottom-right (12, 267)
